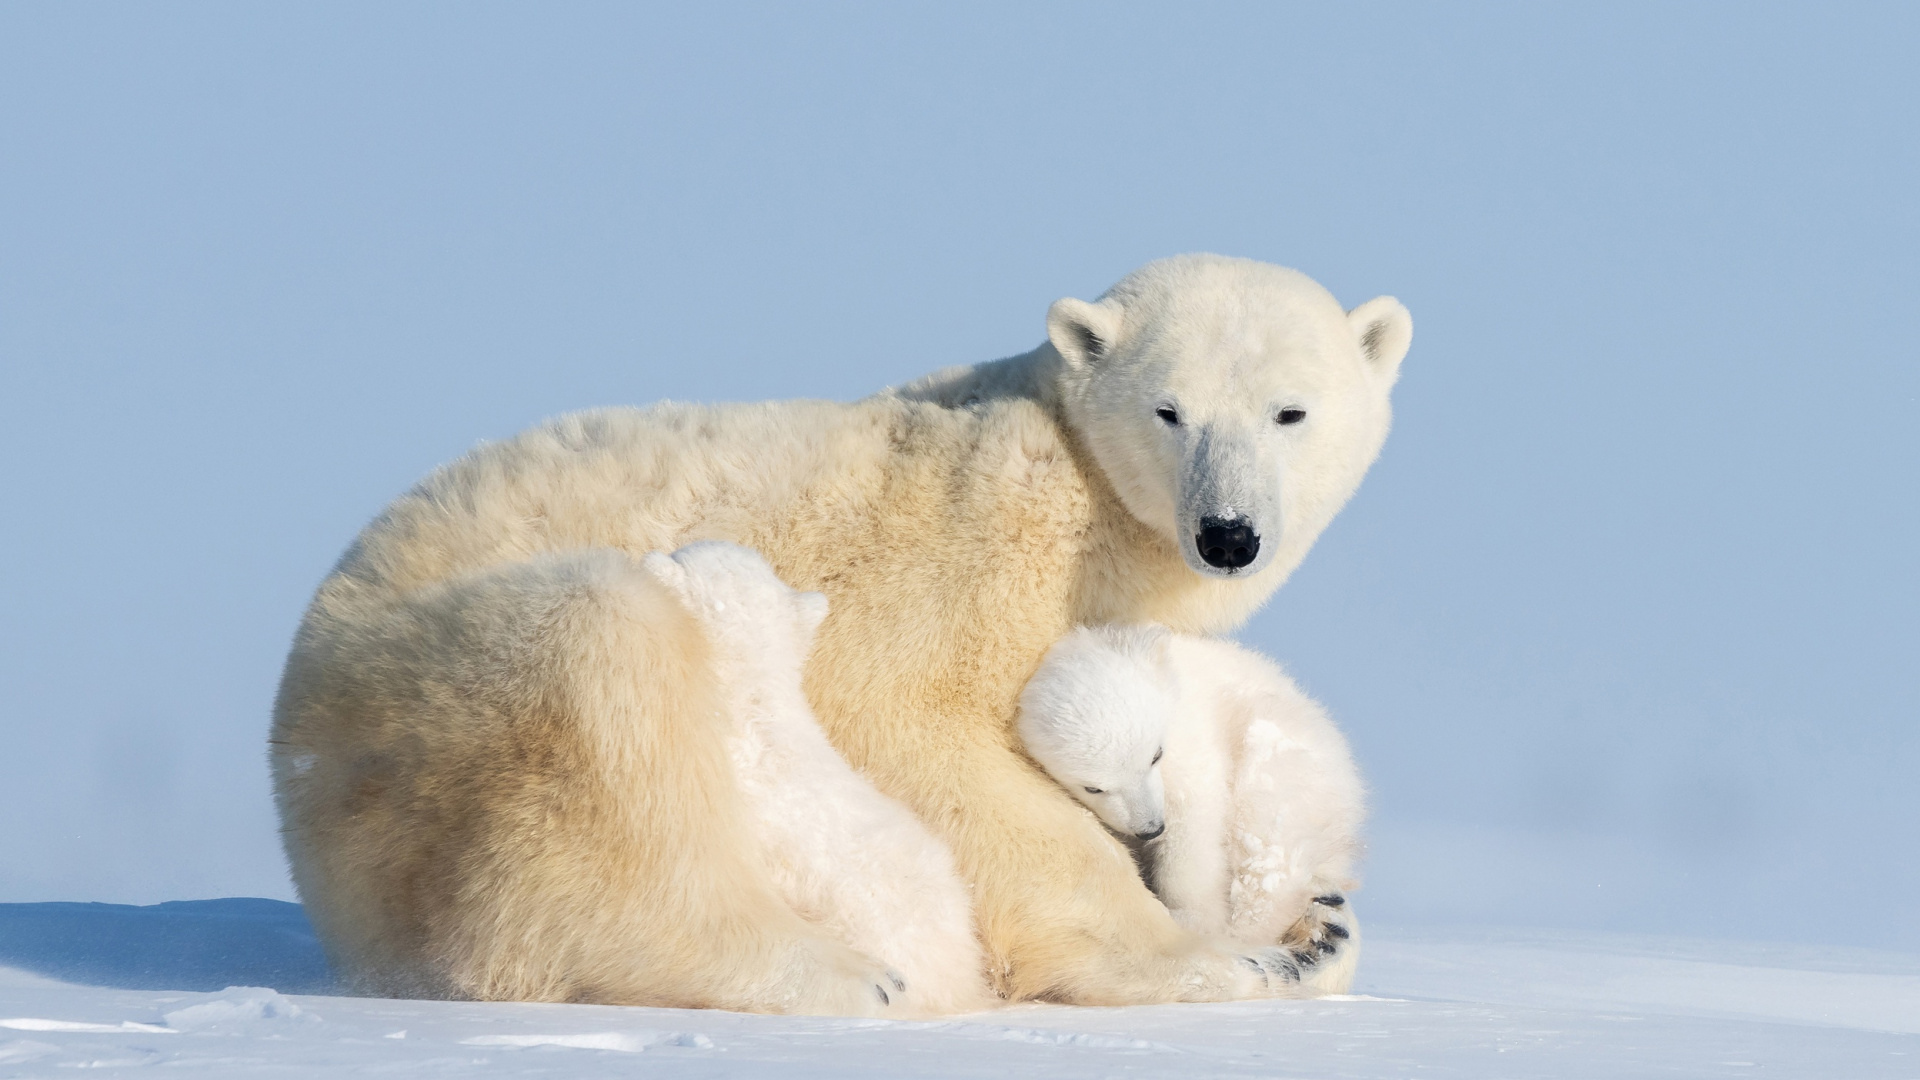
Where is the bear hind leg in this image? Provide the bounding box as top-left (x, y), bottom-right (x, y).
top-left (287, 549), bottom-right (905, 1015)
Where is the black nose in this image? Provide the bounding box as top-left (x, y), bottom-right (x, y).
top-left (1137, 821), bottom-right (1166, 841)
top-left (1196, 517), bottom-right (1260, 569)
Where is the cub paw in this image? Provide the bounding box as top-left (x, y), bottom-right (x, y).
top-left (789, 939), bottom-right (910, 1017)
top-left (878, 969), bottom-right (908, 1006)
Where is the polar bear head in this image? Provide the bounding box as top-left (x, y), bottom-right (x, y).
top-left (1017, 624), bottom-right (1178, 839)
top-left (641, 541), bottom-right (829, 711)
top-left (1048, 255), bottom-right (1411, 581)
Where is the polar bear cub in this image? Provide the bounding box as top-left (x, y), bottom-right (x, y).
top-left (1017, 624), bottom-right (1365, 992)
top-left (644, 541), bottom-right (992, 1015)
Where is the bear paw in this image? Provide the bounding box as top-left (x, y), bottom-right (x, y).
top-left (1278, 892), bottom-right (1360, 996)
top-left (1236, 946), bottom-right (1306, 989)
top-left (785, 938), bottom-right (912, 1017)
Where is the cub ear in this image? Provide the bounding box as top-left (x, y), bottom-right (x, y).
top-left (1140, 624), bottom-right (1178, 674)
top-left (1047, 297), bottom-right (1125, 371)
top-left (1114, 622), bottom-right (1176, 670)
top-left (1347, 296), bottom-right (1413, 384)
top-left (1132, 622), bottom-right (1173, 653)
top-left (794, 590), bottom-right (830, 639)
top-left (640, 550), bottom-right (694, 604)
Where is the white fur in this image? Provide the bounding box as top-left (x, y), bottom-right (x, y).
top-left (274, 254), bottom-right (1410, 1009)
top-left (1019, 625), bottom-right (1366, 992)
top-left (1013, 626), bottom-right (1175, 839)
top-left (645, 542), bottom-right (992, 1015)
top-left (907, 256), bottom-right (1412, 585)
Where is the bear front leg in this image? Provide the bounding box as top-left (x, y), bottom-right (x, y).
top-left (935, 748), bottom-right (1309, 1005)
top-left (1278, 891), bottom-right (1361, 996)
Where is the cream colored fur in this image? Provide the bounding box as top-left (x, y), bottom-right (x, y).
top-left (1018, 625), bottom-right (1366, 995)
top-left (271, 253), bottom-right (1410, 1011)
top-left (644, 541), bottom-right (993, 1016)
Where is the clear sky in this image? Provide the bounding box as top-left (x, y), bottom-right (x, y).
top-left (2, 3), bottom-right (1915, 949)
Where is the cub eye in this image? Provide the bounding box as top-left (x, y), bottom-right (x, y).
top-left (1277, 408), bottom-right (1307, 425)
top-left (1155, 406), bottom-right (1179, 426)
top-left (1151, 748), bottom-right (1163, 765)
top-left (1083, 786), bottom-right (1104, 794)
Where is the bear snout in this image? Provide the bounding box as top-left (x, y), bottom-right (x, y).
top-left (1196, 517), bottom-right (1260, 570)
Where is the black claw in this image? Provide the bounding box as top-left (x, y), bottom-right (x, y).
top-left (875, 984), bottom-right (890, 1006)
top-left (1313, 938), bottom-right (1339, 957)
top-left (1292, 949), bottom-right (1319, 968)
top-left (1247, 952), bottom-right (1303, 987)
top-left (1324, 923), bottom-right (1350, 939)
top-left (1312, 894), bottom-right (1345, 908)
top-left (889, 974), bottom-right (907, 993)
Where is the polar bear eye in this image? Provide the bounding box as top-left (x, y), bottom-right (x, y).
top-left (1083, 786), bottom-right (1104, 794)
top-left (1155, 406), bottom-right (1179, 426)
top-left (1276, 408), bottom-right (1307, 425)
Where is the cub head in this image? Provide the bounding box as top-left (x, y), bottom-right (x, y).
top-left (1017, 624), bottom-right (1178, 840)
top-left (641, 541), bottom-right (829, 680)
top-left (1048, 254), bottom-right (1411, 582)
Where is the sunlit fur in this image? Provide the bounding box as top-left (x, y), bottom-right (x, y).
top-left (1016, 626), bottom-right (1176, 839)
top-left (1020, 625), bottom-right (1367, 994)
top-left (645, 542), bottom-right (993, 1016)
top-left (272, 254), bottom-right (1408, 1010)
top-left (903, 256), bottom-right (1411, 585)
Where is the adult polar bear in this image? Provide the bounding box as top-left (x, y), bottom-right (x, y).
top-left (271, 254), bottom-right (1412, 1012)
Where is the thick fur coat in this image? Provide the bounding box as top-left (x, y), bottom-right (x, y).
top-left (271, 254), bottom-right (1411, 1011)
top-left (1018, 625), bottom-right (1366, 994)
top-left (646, 541), bottom-right (992, 1016)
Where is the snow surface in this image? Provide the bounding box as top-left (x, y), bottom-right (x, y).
top-left (1, 900), bottom-right (1916, 1078)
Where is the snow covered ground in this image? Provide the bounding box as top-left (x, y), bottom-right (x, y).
top-left (1, 900), bottom-right (1916, 1078)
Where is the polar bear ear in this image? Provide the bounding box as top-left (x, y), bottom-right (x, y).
top-left (794, 590), bottom-right (830, 640)
top-left (641, 550), bottom-right (694, 604)
top-left (1125, 622), bottom-right (1172, 654)
top-left (1136, 624), bottom-right (1178, 676)
top-left (1047, 297), bottom-right (1125, 371)
top-left (1347, 296), bottom-right (1413, 384)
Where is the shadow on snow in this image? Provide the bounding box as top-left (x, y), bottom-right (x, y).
top-left (0, 898), bottom-right (334, 993)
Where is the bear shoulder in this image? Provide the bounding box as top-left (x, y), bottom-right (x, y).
top-left (882, 344), bottom-right (1062, 412)
top-left (321, 393), bottom-right (1091, 615)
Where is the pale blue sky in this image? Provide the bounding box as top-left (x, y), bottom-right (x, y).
top-left (2, 3), bottom-right (1915, 948)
